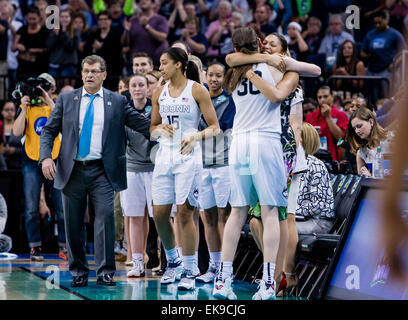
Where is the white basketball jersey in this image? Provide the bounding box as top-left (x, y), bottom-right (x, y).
top-left (158, 79), bottom-right (201, 147)
top-left (232, 63), bottom-right (281, 135)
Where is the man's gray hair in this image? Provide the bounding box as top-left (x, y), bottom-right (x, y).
top-left (329, 14), bottom-right (344, 27)
top-left (81, 55), bottom-right (107, 72)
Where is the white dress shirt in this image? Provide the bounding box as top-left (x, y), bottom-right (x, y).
top-left (75, 87), bottom-right (105, 160)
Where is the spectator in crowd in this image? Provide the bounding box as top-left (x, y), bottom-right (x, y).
top-left (302, 16), bottom-right (323, 55)
top-left (209, 0), bottom-right (249, 22)
top-left (376, 81), bottom-right (406, 128)
top-left (289, 121), bottom-right (335, 236)
top-left (62, 0), bottom-right (93, 28)
top-left (332, 93), bottom-right (343, 111)
top-left (385, 0), bottom-right (408, 34)
top-left (122, 0), bottom-right (169, 66)
top-left (146, 70), bottom-right (161, 98)
top-left (167, 0), bottom-right (193, 44)
top-left (12, 73), bottom-right (66, 261)
top-left (205, 1), bottom-right (233, 57)
top-left (132, 52), bottom-right (154, 75)
top-left (209, 11), bottom-right (244, 63)
top-left (84, 11), bottom-right (124, 90)
top-left (0, 116), bottom-right (5, 170)
top-left (34, 0), bottom-right (48, 26)
top-left (0, 100), bottom-right (22, 169)
top-left (305, 85), bottom-right (349, 162)
top-left (6, 1), bottom-right (23, 99)
top-left (249, 4), bottom-right (278, 39)
top-left (285, 21), bottom-right (308, 61)
top-left (46, 9), bottom-right (80, 80)
top-left (12, 5), bottom-right (50, 80)
top-left (302, 97), bottom-right (318, 120)
top-left (318, 14), bottom-right (354, 72)
top-left (332, 40), bottom-right (366, 95)
top-left (361, 10), bottom-right (406, 103)
top-left (349, 95), bottom-right (368, 114)
top-left (0, 0), bottom-right (9, 102)
top-left (179, 16), bottom-right (208, 61)
top-left (108, 1), bottom-right (126, 35)
top-left (344, 99), bottom-right (353, 117)
top-left (346, 107), bottom-right (389, 177)
top-left (72, 12), bottom-right (91, 74)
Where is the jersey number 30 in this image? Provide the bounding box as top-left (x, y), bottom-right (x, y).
top-left (237, 71), bottom-right (262, 96)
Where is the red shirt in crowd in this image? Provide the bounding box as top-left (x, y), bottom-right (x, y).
top-left (305, 106), bottom-right (349, 161)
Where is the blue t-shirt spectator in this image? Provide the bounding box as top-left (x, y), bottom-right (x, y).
top-left (362, 27), bottom-right (406, 73)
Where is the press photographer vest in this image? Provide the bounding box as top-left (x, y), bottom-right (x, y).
top-left (22, 105), bottom-right (61, 161)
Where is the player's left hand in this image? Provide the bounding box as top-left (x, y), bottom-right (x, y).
top-left (180, 134), bottom-right (196, 155)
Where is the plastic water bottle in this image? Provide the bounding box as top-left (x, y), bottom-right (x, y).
top-left (373, 147), bottom-right (384, 179)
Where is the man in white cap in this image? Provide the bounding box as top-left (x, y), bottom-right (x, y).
top-left (285, 21), bottom-right (309, 61)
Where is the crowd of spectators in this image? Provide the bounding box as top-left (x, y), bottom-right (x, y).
top-left (0, 0), bottom-right (406, 270)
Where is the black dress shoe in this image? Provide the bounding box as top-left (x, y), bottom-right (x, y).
top-left (71, 275), bottom-right (88, 287)
top-left (97, 274), bottom-right (116, 286)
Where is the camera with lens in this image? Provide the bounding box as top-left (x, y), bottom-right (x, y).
top-left (12, 77), bottom-right (52, 106)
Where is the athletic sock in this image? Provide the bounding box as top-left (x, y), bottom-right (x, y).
top-left (209, 251), bottom-right (222, 268)
top-left (165, 247), bottom-right (180, 263)
top-left (176, 247), bottom-right (183, 259)
top-left (183, 255), bottom-right (195, 272)
top-left (262, 262), bottom-right (276, 284)
top-left (218, 261), bottom-right (233, 281)
top-left (132, 253), bottom-right (143, 263)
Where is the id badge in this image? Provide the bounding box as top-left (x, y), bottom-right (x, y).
top-left (320, 136), bottom-right (328, 150)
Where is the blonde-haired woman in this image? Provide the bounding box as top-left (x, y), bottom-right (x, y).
top-left (294, 122), bottom-right (335, 234)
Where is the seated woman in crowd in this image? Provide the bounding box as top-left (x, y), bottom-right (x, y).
top-left (0, 101), bottom-right (22, 170)
top-left (332, 40), bottom-right (365, 95)
top-left (346, 107), bottom-right (390, 177)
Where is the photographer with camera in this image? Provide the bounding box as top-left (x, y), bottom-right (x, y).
top-left (12, 73), bottom-right (66, 261)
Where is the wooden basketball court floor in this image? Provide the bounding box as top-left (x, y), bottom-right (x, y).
top-left (0, 254), bottom-right (263, 300)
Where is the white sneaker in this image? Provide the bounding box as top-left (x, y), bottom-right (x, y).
top-left (177, 269), bottom-right (196, 291)
top-left (213, 275), bottom-right (237, 300)
top-left (127, 260), bottom-right (145, 278)
top-left (160, 259), bottom-right (184, 284)
top-left (252, 280), bottom-right (276, 300)
top-left (196, 264), bottom-right (218, 283)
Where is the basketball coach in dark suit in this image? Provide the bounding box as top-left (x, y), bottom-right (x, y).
top-left (39, 55), bottom-right (150, 287)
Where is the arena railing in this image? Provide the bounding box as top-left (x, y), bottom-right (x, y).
top-left (326, 75), bottom-right (390, 105)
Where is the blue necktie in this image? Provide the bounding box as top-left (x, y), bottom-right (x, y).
top-left (78, 93), bottom-right (98, 158)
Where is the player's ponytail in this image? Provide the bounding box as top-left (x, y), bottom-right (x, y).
top-left (224, 27), bottom-right (259, 94)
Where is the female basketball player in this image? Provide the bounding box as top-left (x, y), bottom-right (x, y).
top-left (212, 27), bottom-right (295, 300)
top-left (225, 32), bottom-right (320, 295)
top-left (119, 73), bottom-right (155, 278)
top-left (150, 47), bottom-right (219, 291)
top-left (196, 62), bottom-right (235, 284)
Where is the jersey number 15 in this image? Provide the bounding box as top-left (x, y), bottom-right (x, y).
top-left (167, 115), bottom-right (180, 129)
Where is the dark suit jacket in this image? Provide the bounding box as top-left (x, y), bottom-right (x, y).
top-left (39, 87), bottom-right (151, 192)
